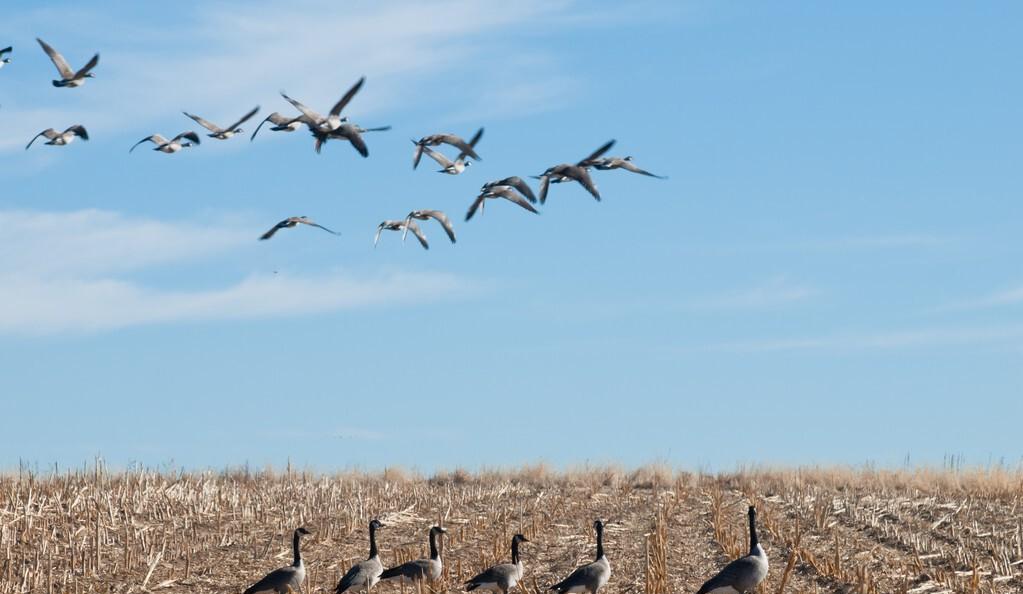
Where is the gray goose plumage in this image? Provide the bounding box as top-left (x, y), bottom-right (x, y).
top-left (336, 519), bottom-right (386, 594)
top-left (414, 128), bottom-right (484, 175)
top-left (549, 520), bottom-right (610, 594)
top-left (0, 46), bottom-right (12, 69)
top-left (379, 526), bottom-right (446, 582)
top-left (313, 122), bottom-right (391, 157)
top-left (280, 77), bottom-right (365, 133)
top-left (412, 130), bottom-right (484, 169)
top-left (466, 186), bottom-right (539, 222)
top-left (25, 125), bottom-right (88, 150)
top-left (481, 177), bottom-right (537, 204)
top-left (375, 220), bottom-right (428, 250)
top-left (36, 38), bottom-right (98, 88)
top-left (535, 140), bottom-right (615, 204)
top-left (403, 210), bottom-right (456, 244)
top-left (243, 527), bottom-right (312, 594)
top-left (251, 112), bottom-right (310, 141)
top-left (465, 534), bottom-right (529, 594)
top-left (583, 156), bottom-right (666, 179)
top-left (695, 506), bottom-right (768, 594)
top-left (260, 216), bottom-right (340, 241)
top-left (184, 106), bottom-right (260, 140)
top-left (129, 132), bottom-right (201, 154)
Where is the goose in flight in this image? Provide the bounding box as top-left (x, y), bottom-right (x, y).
top-left (403, 210), bottom-right (456, 244)
top-left (465, 534), bottom-right (530, 594)
top-left (375, 220), bottom-right (428, 250)
top-left (184, 106), bottom-right (260, 140)
top-left (313, 122), bottom-right (391, 156)
top-left (695, 506), bottom-right (769, 594)
top-left (0, 47), bottom-right (12, 69)
top-left (129, 132), bottom-right (201, 154)
top-left (251, 112), bottom-right (310, 141)
top-left (584, 156), bottom-right (666, 179)
top-left (550, 520), bottom-right (611, 594)
top-left (335, 519), bottom-right (386, 594)
top-left (535, 140), bottom-right (615, 204)
top-left (481, 176), bottom-right (537, 203)
top-left (36, 38), bottom-right (98, 88)
top-left (26, 125), bottom-right (88, 150)
top-left (280, 77), bottom-right (365, 133)
top-left (414, 128), bottom-right (483, 175)
top-left (412, 129), bottom-right (483, 169)
top-left (260, 216), bottom-right (340, 241)
top-left (243, 527), bottom-right (312, 594)
top-left (379, 526), bottom-right (447, 583)
top-left (466, 186), bottom-right (539, 221)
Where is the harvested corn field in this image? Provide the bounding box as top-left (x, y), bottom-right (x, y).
top-left (2, 465), bottom-right (1021, 594)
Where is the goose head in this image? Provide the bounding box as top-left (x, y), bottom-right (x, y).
top-left (430, 526), bottom-right (447, 536)
top-left (370, 519), bottom-right (385, 530)
top-left (512, 534), bottom-right (529, 544)
top-left (297, 527), bottom-right (312, 536)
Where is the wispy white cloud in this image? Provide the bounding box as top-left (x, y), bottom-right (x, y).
top-left (0, 0), bottom-right (600, 152)
top-left (931, 285), bottom-right (1023, 312)
top-left (703, 324), bottom-right (1023, 353)
top-left (685, 277), bottom-right (818, 310)
top-left (0, 209), bottom-right (471, 335)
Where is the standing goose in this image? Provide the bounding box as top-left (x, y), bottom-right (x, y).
top-left (260, 216), bottom-right (340, 241)
top-left (184, 106), bottom-right (260, 140)
top-left (251, 112), bottom-right (310, 141)
top-left (535, 140), bottom-right (614, 204)
top-left (415, 128), bottom-right (484, 175)
top-left (403, 210), bottom-right (456, 244)
top-left (465, 186), bottom-right (538, 222)
top-left (412, 130), bottom-right (484, 169)
top-left (129, 132), bottom-right (201, 154)
top-left (379, 526), bottom-right (447, 583)
top-left (481, 177), bottom-right (537, 204)
top-left (25, 125), bottom-right (88, 150)
top-left (584, 156), bottom-right (666, 179)
top-left (243, 527), bottom-right (312, 594)
top-left (695, 506), bottom-right (768, 594)
top-left (280, 77), bottom-right (365, 133)
top-left (375, 220), bottom-right (428, 250)
top-left (465, 534), bottom-right (530, 594)
top-left (0, 47), bottom-right (12, 69)
top-left (314, 122), bottom-right (391, 157)
top-left (335, 519), bottom-right (386, 594)
top-left (36, 38), bottom-right (98, 87)
top-left (549, 520), bottom-right (611, 594)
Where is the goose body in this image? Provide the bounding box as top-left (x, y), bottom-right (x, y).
top-left (375, 220), bottom-right (428, 250)
top-left (251, 112), bottom-right (309, 140)
top-left (695, 507), bottom-right (768, 594)
top-left (379, 526), bottom-right (446, 582)
top-left (36, 38), bottom-right (98, 87)
top-left (130, 132), bottom-right (201, 154)
top-left (466, 186), bottom-right (539, 221)
top-left (184, 106), bottom-right (260, 140)
top-left (280, 77), bottom-right (365, 133)
top-left (465, 534), bottom-right (529, 594)
top-left (260, 216), bottom-right (340, 241)
top-left (336, 520), bottom-right (385, 594)
top-left (585, 156), bottom-right (666, 179)
top-left (536, 140), bottom-right (614, 203)
top-left (314, 123), bottom-right (391, 156)
top-left (412, 130), bottom-right (483, 169)
top-left (550, 521), bottom-right (610, 594)
top-left (244, 527), bottom-right (312, 594)
top-left (26, 125), bottom-right (88, 150)
top-left (481, 177), bottom-right (537, 204)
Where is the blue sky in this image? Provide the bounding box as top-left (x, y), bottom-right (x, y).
top-left (1, 1), bottom-right (1021, 473)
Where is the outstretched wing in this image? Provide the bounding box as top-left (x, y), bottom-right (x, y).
top-left (405, 221), bottom-right (429, 250)
top-left (455, 128), bottom-right (484, 161)
top-left (66, 125), bottom-right (89, 140)
top-left (501, 176), bottom-right (537, 203)
top-left (497, 188), bottom-right (539, 214)
top-left (73, 53), bottom-right (100, 78)
top-left (465, 195), bottom-right (485, 221)
top-left (174, 131), bottom-right (201, 145)
top-left (420, 210), bottom-right (456, 243)
top-left (578, 139), bottom-right (615, 165)
top-left (538, 175), bottom-right (551, 205)
top-left (280, 91), bottom-right (324, 124)
top-left (567, 166), bottom-right (600, 201)
top-left (421, 145), bottom-right (453, 169)
top-left (25, 128), bottom-right (57, 150)
top-left (183, 112), bottom-right (222, 134)
top-left (251, 114), bottom-right (279, 141)
top-left (619, 159), bottom-right (666, 178)
top-left (329, 77), bottom-right (365, 117)
top-left (259, 220), bottom-right (289, 241)
top-left (297, 218), bottom-right (341, 236)
top-left (130, 134), bottom-right (165, 153)
top-left (227, 106), bottom-right (261, 131)
top-left (36, 38), bottom-right (72, 79)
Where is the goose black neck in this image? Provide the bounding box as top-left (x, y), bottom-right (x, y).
top-left (748, 512), bottom-right (759, 553)
top-left (292, 530), bottom-right (303, 567)
top-left (429, 529), bottom-right (440, 560)
top-left (511, 538), bottom-right (520, 565)
top-left (369, 523), bottom-right (379, 559)
top-left (595, 524), bottom-right (604, 561)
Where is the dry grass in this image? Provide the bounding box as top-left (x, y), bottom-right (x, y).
top-left (1, 464), bottom-right (1021, 594)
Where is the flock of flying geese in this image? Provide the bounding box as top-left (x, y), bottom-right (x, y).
top-left (244, 508), bottom-right (767, 594)
top-left (6, 40), bottom-right (666, 248)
